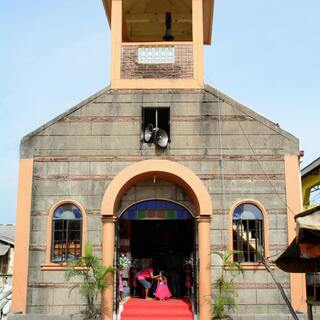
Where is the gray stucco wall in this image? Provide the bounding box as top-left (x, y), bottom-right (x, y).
top-left (21, 85), bottom-right (299, 316)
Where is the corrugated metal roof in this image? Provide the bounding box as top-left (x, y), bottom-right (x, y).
top-left (301, 157), bottom-right (320, 178)
top-left (0, 225), bottom-right (15, 245)
top-left (0, 243), bottom-right (10, 256)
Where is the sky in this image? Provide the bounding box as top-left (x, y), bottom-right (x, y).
top-left (0, 1), bottom-right (319, 224)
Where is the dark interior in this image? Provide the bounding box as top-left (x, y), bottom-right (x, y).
top-left (131, 220), bottom-right (193, 263)
top-left (119, 219), bottom-right (194, 297)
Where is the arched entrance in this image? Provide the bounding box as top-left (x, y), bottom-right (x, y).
top-left (100, 160), bottom-right (212, 320)
top-left (117, 199), bottom-right (196, 304)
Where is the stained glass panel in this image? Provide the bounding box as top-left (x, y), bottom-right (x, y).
top-left (120, 200), bottom-right (193, 220)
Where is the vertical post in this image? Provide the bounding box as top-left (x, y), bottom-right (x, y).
top-left (110, 0), bottom-right (123, 87)
top-left (101, 215), bottom-right (116, 320)
top-left (192, 0), bottom-right (204, 87)
top-left (284, 155), bottom-right (307, 312)
top-left (197, 215), bottom-right (211, 320)
top-left (12, 159), bottom-right (33, 313)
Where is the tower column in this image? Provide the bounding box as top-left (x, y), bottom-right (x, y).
top-left (110, 0), bottom-right (122, 85)
top-left (101, 215), bottom-right (117, 320)
top-left (197, 215), bottom-right (212, 320)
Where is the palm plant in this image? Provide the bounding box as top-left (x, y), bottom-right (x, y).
top-left (212, 250), bottom-right (243, 319)
top-left (65, 243), bottom-right (114, 319)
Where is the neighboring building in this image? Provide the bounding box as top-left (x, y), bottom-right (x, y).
top-left (0, 225), bottom-right (15, 286)
top-left (11, 1), bottom-right (306, 319)
top-left (302, 157), bottom-right (320, 210)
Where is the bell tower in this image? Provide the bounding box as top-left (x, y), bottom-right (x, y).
top-left (102, 0), bottom-right (215, 89)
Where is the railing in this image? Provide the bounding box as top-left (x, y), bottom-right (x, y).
top-left (138, 46), bottom-right (175, 64)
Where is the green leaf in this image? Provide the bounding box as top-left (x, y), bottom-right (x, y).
top-left (64, 243), bottom-right (113, 318)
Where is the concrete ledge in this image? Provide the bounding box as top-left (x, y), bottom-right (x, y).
top-left (8, 315), bottom-right (86, 320)
top-left (228, 314), bottom-right (308, 320)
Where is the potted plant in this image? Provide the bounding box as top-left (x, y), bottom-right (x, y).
top-left (212, 250), bottom-right (243, 319)
top-left (65, 243), bottom-right (114, 319)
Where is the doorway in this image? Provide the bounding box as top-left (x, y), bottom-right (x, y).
top-left (117, 200), bottom-right (196, 302)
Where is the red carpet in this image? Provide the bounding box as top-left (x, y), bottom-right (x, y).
top-left (120, 298), bottom-right (194, 320)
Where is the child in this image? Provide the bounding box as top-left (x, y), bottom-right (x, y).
top-left (185, 267), bottom-right (192, 297)
top-left (154, 271), bottom-right (172, 301)
top-left (118, 268), bottom-right (124, 301)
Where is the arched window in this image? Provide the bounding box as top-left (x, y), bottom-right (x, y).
top-left (232, 203), bottom-right (264, 263)
top-left (51, 203), bottom-right (83, 263)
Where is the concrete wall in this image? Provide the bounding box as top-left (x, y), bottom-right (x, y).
top-left (21, 86), bottom-right (299, 316)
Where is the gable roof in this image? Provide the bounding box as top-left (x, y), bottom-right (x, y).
top-left (20, 84), bottom-right (298, 157)
top-left (204, 84), bottom-right (298, 144)
top-left (21, 87), bottom-right (108, 147)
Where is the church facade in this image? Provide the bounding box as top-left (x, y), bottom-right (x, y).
top-left (11, 1), bottom-right (307, 319)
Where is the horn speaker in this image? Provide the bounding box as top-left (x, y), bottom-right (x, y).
top-left (155, 129), bottom-right (169, 148)
top-left (144, 123), bottom-right (154, 142)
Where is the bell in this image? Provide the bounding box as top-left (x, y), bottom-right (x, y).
top-left (163, 12), bottom-right (174, 41)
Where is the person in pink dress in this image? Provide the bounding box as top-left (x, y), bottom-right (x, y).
top-left (118, 268), bottom-right (124, 301)
top-left (185, 267), bottom-right (192, 297)
top-left (154, 271), bottom-right (172, 301)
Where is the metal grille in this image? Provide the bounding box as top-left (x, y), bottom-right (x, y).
top-left (233, 219), bottom-right (264, 262)
top-left (52, 220), bottom-right (82, 262)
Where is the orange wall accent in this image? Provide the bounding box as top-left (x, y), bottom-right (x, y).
top-left (12, 159), bottom-right (34, 313)
top-left (228, 199), bottom-right (270, 263)
top-left (101, 159), bottom-right (212, 216)
top-left (100, 160), bottom-right (212, 320)
top-left (111, 78), bottom-right (202, 89)
top-left (110, 0), bottom-right (122, 85)
top-left (42, 199), bottom-right (87, 270)
top-left (192, 0), bottom-right (204, 86)
top-left (101, 216), bottom-right (116, 320)
top-left (284, 155), bottom-right (307, 312)
top-left (198, 215), bottom-right (212, 320)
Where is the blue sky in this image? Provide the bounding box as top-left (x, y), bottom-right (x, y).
top-left (0, 1), bottom-right (319, 224)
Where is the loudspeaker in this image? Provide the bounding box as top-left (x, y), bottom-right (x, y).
top-left (155, 129), bottom-right (169, 148)
top-left (144, 123), bottom-right (154, 142)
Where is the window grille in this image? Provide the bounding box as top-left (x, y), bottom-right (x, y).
top-left (138, 46), bottom-right (175, 64)
top-left (51, 203), bottom-right (82, 262)
top-left (232, 203), bottom-right (264, 263)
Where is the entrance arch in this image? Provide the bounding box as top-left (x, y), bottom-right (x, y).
top-left (100, 160), bottom-right (212, 320)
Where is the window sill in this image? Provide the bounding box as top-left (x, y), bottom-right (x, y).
top-left (239, 262), bottom-right (275, 270)
top-left (40, 263), bottom-right (87, 271)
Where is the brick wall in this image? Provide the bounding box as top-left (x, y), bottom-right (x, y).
top-left (120, 44), bottom-right (194, 79)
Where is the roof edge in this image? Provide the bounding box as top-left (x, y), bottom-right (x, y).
top-left (301, 156), bottom-right (320, 177)
top-left (21, 87), bottom-right (109, 147)
top-left (204, 83), bottom-right (299, 144)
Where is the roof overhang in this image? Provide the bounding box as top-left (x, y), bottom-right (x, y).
top-left (101, 0), bottom-right (215, 45)
top-left (275, 238), bottom-right (320, 273)
top-left (301, 157), bottom-right (320, 178)
top-left (276, 206), bottom-right (320, 273)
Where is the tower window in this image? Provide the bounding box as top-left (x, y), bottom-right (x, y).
top-left (142, 107), bottom-right (170, 148)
